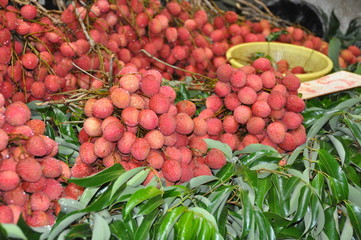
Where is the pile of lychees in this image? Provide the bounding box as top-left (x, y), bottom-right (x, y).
top-left (76, 57), bottom-right (306, 188)
top-left (0, 93), bottom-right (83, 227)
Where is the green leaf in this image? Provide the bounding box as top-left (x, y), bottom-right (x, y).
top-left (175, 211), bottom-right (195, 240)
top-left (324, 207), bottom-right (340, 240)
top-left (124, 186), bottom-right (163, 218)
top-left (109, 220), bottom-right (133, 240)
top-left (240, 190), bottom-right (254, 238)
top-left (327, 135), bottom-right (346, 165)
top-left (318, 149), bottom-right (349, 202)
top-left (210, 163), bottom-right (235, 188)
top-left (69, 163), bottom-right (125, 187)
top-left (311, 173), bottom-right (325, 198)
top-left (255, 177), bottom-right (272, 209)
top-left (204, 138), bottom-right (233, 160)
top-left (237, 144), bottom-right (279, 154)
top-left (254, 210), bottom-right (276, 240)
top-left (15, 216), bottom-right (41, 240)
top-left (345, 202), bottom-right (361, 239)
top-left (283, 176), bottom-right (302, 200)
top-left (0, 224), bottom-right (27, 240)
top-left (188, 207), bottom-right (218, 231)
top-left (340, 214), bottom-right (353, 240)
top-left (155, 206), bottom-right (187, 240)
top-left (110, 167), bottom-right (146, 199)
top-left (48, 212), bottom-right (88, 240)
top-left (188, 175), bottom-right (218, 189)
top-left (327, 38), bottom-right (342, 68)
top-left (277, 226), bottom-right (303, 239)
top-left (91, 213), bottom-right (111, 240)
top-left (198, 219), bottom-right (214, 240)
top-left (207, 186), bottom-right (233, 215)
top-left (348, 184), bottom-right (361, 207)
top-left (126, 168), bottom-right (150, 187)
top-left (64, 223), bottom-right (92, 240)
top-left (343, 117), bottom-right (361, 146)
top-left (137, 194), bottom-right (165, 216)
top-left (134, 210), bottom-right (159, 240)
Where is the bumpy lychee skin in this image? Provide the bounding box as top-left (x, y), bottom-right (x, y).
top-left (282, 74), bottom-right (301, 91)
top-left (282, 111), bottom-right (303, 130)
top-left (206, 117), bottom-right (223, 136)
top-left (216, 63), bottom-right (234, 82)
top-left (26, 135), bottom-right (48, 157)
top-left (193, 164), bottom-right (212, 177)
top-left (246, 117), bottom-right (265, 135)
top-left (121, 107), bottom-right (139, 127)
top-left (143, 129), bottom-right (163, 149)
top-left (252, 100), bottom-right (271, 118)
top-left (30, 191), bottom-right (51, 211)
top-left (205, 148), bottom-right (227, 169)
top-left (16, 157), bottom-right (42, 183)
top-left (138, 109), bottom-right (158, 130)
top-left (22, 176), bottom-right (47, 193)
top-left (278, 133), bottom-right (297, 152)
top-left (149, 93), bottom-right (170, 114)
top-left (267, 91), bottom-right (287, 110)
top-left (246, 74), bottom-right (263, 92)
top-left (161, 160), bottom-right (182, 182)
top-left (189, 136), bottom-right (208, 157)
top-left (176, 100), bottom-right (196, 116)
top-left (2, 186), bottom-right (28, 206)
top-left (103, 121), bottom-right (124, 142)
top-left (110, 87), bottom-right (130, 109)
top-left (230, 70), bottom-right (247, 88)
top-left (0, 170), bottom-right (20, 191)
top-left (179, 163), bottom-right (194, 182)
top-left (242, 134), bottom-right (259, 147)
top-left (92, 98), bottom-right (114, 119)
top-left (290, 125), bottom-right (307, 146)
top-left (94, 137), bottom-right (115, 158)
top-left (0, 205), bottom-right (14, 224)
top-left (252, 57), bottom-right (271, 72)
top-left (5, 101), bottom-right (31, 126)
top-left (25, 119), bottom-right (46, 135)
top-left (42, 178), bottom-right (63, 200)
top-left (175, 113), bottom-right (194, 135)
top-left (285, 95), bottom-right (306, 113)
top-left (214, 81), bottom-right (231, 97)
top-left (158, 113), bottom-right (176, 136)
top-left (260, 71), bottom-right (276, 89)
top-left (266, 121), bottom-right (286, 144)
top-left (223, 115), bottom-right (239, 133)
top-left (131, 138), bottom-right (150, 161)
top-left (146, 150), bottom-right (164, 169)
top-left (205, 94), bottom-right (223, 112)
top-left (193, 117), bottom-right (208, 136)
top-left (0, 129), bottom-right (8, 151)
top-left (223, 92), bottom-right (239, 110)
top-left (238, 86), bottom-right (257, 105)
top-left (40, 157), bottom-right (62, 178)
top-left (117, 131), bottom-right (137, 154)
top-left (234, 105), bottom-right (252, 124)
top-left (79, 142), bottom-right (97, 164)
top-left (164, 146), bottom-right (182, 162)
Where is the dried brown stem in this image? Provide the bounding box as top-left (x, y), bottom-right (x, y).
top-left (72, 1), bottom-right (95, 49)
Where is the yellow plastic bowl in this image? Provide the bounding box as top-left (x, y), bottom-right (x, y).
top-left (226, 42), bottom-right (333, 82)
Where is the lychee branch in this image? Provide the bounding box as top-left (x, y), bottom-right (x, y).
top-left (72, 1), bottom-right (95, 49)
top-left (139, 49), bottom-right (217, 82)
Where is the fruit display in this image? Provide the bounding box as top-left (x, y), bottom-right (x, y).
top-left (0, 0), bottom-right (361, 238)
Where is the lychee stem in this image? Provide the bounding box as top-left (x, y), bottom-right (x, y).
top-left (72, 1), bottom-right (95, 49)
top-left (139, 49), bottom-right (217, 82)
